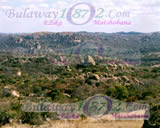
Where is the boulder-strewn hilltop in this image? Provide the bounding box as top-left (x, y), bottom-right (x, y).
top-left (0, 32), bottom-right (160, 65)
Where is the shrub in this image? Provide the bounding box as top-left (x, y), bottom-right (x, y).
top-left (47, 89), bottom-right (62, 100)
top-left (21, 112), bottom-right (42, 125)
top-left (106, 85), bottom-right (129, 100)
top-left (143, 105), bottom-right (160, 128)
top-left (0, 111), bottom-right (9, 126)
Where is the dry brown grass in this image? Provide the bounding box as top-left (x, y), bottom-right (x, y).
top-left (2, 119), bottom-right (144, 128)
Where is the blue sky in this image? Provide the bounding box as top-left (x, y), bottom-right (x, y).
top-left (0, 0), bottom-right (160, 33)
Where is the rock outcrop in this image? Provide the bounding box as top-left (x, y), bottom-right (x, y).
top-left (88, 56), bottom-right (96, 66)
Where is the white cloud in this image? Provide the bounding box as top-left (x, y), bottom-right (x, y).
top-left (20, 0), bottom-right (46, 3)
top-left (0, 5), bottom-right (12, 9)
top-left (0, 0), bottom-right (9, 3)
top-left (39, 3), bottom-right (49, 8)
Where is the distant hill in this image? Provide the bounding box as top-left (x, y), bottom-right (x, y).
top-left (0, 32), bottom-right (160, 65)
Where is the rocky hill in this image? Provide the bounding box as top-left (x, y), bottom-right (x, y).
top-left (0, 32), bottom-right (160, 65)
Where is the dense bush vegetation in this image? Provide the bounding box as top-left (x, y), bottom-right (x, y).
top-left (0, 55), bottom-right (159, 127)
